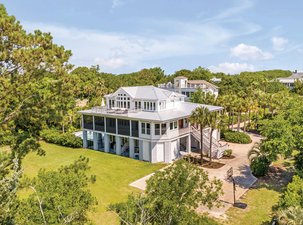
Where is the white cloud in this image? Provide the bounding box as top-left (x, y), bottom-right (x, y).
top-left (111, 0), bottom-right (125, 9)
top-left (272, 36), bottom-right (288, 51)
top-left (209, 62), bottom-right (255, 74)
top-left (22, 21), bottom-right (236, 72)
top-left (230, 43), bottom-right (273, 60)
top-left (212, 0), bottom-right (254, 20)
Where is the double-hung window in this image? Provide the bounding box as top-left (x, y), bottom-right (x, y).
top-left (155, 124), bottom-right (160, 135)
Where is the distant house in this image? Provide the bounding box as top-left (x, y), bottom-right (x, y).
top-left (276, 70), bottom-right (303, 89)
top-left (210, 77), bottom-right (222, 83)
top-left (158, 76), bottom-right (219, 99)
top-left (79, 86), bottom-right (226, 163)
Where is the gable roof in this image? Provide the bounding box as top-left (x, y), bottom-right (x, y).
top-left (107, 86), bottom-right (185, 100)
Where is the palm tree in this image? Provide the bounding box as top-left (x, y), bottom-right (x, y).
top-left (278, 206), bottom-right (303, 225)
top-left (190, 106), bottom-right (210, 165)
top-left (208, 111), bottom-right (221, 162)
top-left (248, 142), bottom-right (265, 162)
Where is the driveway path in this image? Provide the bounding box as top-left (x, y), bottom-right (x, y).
top-left (129, 132), bottom-right (262, 219)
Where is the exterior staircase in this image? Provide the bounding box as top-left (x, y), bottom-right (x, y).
top-left (190, 126), bottom-right (228, 159)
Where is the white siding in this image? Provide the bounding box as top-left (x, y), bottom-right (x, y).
top-left (156, 143), bottom-right (164, 162)
top-left (143, 141), bottom-right (150, 161)
top-left (170, 140), bottom-right (179, 162)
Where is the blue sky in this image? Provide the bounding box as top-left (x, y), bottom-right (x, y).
top-left (2, 0), bottom-right (303, 74)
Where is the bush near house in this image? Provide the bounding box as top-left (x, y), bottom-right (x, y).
top-left (40, 129), bottom-right (82, 148)
top-left (223, 149), bottom-right (233, 157)
top-left (222, 130), bottom-right (252, 144)
top-left (250, 156), bottom-right (271, 177)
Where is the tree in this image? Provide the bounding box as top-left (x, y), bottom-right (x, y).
top-left (111, 160), bottom-right (222, 225)
top-left (277, 206), bottom-right (303, 225)
top-left (15, 156), bottom-right (97, 224)
top-left (208, 111), bottom-right (221, 161)
top-left (0, 152), bottom-right (21, 225)
top-left (190, 107), bottom-right (210, 164)
top-left (0, 4), bottom-right (73, 223)
top-left (279, 175), bottom-right (303, 208)
top-left (248, 143), bottom-right (271, 177)
top-left (0, 4), bottom-right (72, 157)
top-left (190, 88), bottom-right (216, 105)
top-left (258, 115), bottom-right (295, 161)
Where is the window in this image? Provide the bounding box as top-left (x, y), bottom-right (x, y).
top-left (146, 123), bottom-right (150, 135)
top-left (131, 121), bottom-right (139, 137)
top-left (141, 122), bottom-right (150, 135)
top-left (161, 123), bottom-right (167, 135)
top-left (174, 121), bottom-right (178, 129)
top-left (106, 118), bottom-right (116, 134)
top-left (83, 115), bottom-right (93, 129)
top-left (118, 119), bottom-right (130, 136)
top-left (94, 116), bottom-right (104, 131)
top-left (155, 124), bottom-right (160, 135)
top-left (141, 122), bottom-right (146, 134)
top-left (170, 122), bottom-right (173, 130)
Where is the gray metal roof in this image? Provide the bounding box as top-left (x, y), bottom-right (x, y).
top-left (288, 72), bottom-right (303, 79)
top-left (79, 102), bottom-right (223, 122)
top-left (106, 86), bottom-right (185, 100)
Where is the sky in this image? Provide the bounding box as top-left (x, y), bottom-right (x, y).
top-left (2, 0), bottom-right (303, 74)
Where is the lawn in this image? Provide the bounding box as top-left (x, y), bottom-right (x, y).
top-left (225, 187), bottom-right (280, 225)
top-left (224, 159), bottom-right (294, 225)
top-left (2, 142), bottom-right (165, 225)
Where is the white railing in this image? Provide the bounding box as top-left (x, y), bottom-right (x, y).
top-left (91, 106), bottom-right (142, 114)
top-left (190, 126), bottom-right (228, 159)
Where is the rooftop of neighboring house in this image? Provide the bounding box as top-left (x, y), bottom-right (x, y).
top-left (186, 80), bottom-right (219, 89)
top-left (158, 76), bottom-right (219, 90)
top-left (277, 70), bottom-right (303, 82)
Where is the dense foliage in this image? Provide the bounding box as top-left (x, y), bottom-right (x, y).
top-left (110, 160), bottom-right (222, 224)
top-left (222, 130), bottom-right (251, 144)
top-left (16, 156), bottom-right (97, 224)
top-left (40, 129), bottom-right (82, 148)
top-left (279, 176), bottom-right (303, 209)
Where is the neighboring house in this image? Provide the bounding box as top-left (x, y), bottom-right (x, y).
top-left (158, 76), bottom-right (219, 99)
top-left (210, 77), bottom-right (222, 83)
top-left (276, 70), bottom-right (303, 89)
top-left (79, 86), bottom-right (226, 163)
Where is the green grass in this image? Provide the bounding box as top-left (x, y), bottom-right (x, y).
top-left (225, 188), bottom-right (280, 225)
top-left (2, 142), bottom-right (165, 225)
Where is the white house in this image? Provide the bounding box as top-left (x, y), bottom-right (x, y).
top-left (276, 70), bottom-right (303, 89)
top-left (79, 86), bottom-right (226, 163)
top-left (158, 76), bottom-right (219, 99)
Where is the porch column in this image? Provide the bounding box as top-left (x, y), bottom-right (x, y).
top-left (129, 138), bottom-right (135, 159)
top-left (83, 130), bottom-right (88, 148)
top-left (115, 135), bottom-right (122, 155)
top-left (104, 134), bottom-right (110, 153)
top-left (93, 132), bottom-right (98, 150)
top-left (187, 134), bottom-right (191, 153)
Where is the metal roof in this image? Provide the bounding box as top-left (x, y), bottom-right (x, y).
top-left (79, 102), bottom-right (223, 122)
top-left (106, 86), bottom-right (185, 100)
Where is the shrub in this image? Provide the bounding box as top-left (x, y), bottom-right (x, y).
top-left (295, 152), bottom-right (303, 172)
top-left (250, 156), bottom-right (270, 177)
top-left (222, 130), bottom-right (251, 144)
top-left (279, 175), bottom-right (303, 208)
top-left (40, 129), bottom-right (82, 148)
top-left (223, 149), bottom-right (233, 157)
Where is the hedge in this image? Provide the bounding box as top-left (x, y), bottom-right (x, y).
top-left (40, 129), bottom-right (82, 148)
top-left (222, 130), bottom-right (252, 144)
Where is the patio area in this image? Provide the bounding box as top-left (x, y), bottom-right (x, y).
top-left (129, 132), bottom-right (262, 219)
